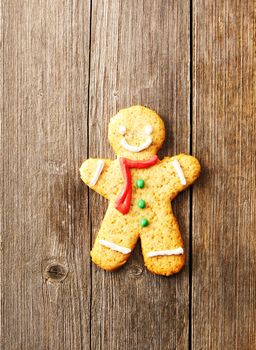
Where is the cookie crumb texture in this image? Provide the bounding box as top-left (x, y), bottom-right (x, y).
top-left (80, 106), bottom-right (201, 276)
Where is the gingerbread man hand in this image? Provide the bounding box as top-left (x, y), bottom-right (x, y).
top-left (80, 106), bottom-right (201, 276)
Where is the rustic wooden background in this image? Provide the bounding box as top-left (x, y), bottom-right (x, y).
top-left (1, 1), bottom-right (255, 349)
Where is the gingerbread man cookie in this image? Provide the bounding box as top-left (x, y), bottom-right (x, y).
top-left (80, 106), bottom-right (201, 276)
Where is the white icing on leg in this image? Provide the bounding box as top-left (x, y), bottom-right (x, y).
top-left (120, 136), bottom-right (152, 152)
top-left (99, 239), bottom-right (131, 254)
top-left (90, 160), bottom-right (104, 186)
top-left (147, 247), bottom-right (184, 258)
top-left (172, 159), bottom-right (186, 185)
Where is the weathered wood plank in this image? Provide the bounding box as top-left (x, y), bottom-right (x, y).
top-left (1, 1), bottom-right (91, 349)
top-left (192, 1), bottom-right (256, 349)
top-left (88, 1), bottom-right (191, 349)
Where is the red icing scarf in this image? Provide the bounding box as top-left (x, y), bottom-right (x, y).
top-left (115, 155), bottom-right (159, 215)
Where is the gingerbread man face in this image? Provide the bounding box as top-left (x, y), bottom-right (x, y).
top-left (80, 106), bottom-right (201, 276)
top-left (108, 106), bottom-right (165, 160)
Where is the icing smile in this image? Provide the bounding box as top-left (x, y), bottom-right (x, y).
top-left (118, 124), bottom-right (153, 153)
top-left (120, 136), bottom-right (152, 152)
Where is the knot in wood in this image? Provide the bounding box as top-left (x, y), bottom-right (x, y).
top-left (128, 264), bottom-right (144, 278)
top-left (44, 263), bottom-right (68, 283)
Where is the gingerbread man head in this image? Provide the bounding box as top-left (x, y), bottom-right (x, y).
top-left (108, 106), bottom-right (165, 160)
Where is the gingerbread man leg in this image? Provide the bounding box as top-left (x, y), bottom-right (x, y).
top-left (140, 204), bottom-right (185, 276)
top-left (91, 203), bottom-right (140, 271)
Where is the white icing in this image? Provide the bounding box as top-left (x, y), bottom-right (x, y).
top-left (147, 247), bottom-right (184, 258)
top-left (120, 136), bottom-right (152, 152)
top-left (172, 159), bottom-right (186, 185)
top-left (89, 160), bottom-right (104, 186)
top-left (119, 125), bottom-right (126, 135)
top-left (145, 124), bottom-right (153, 135)
top-left (99, 239), bottom-right (131, 254)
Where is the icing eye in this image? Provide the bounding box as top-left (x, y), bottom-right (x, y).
top-left (145, 124), bottom-right (153, 135)
top-left (119, 125), bottom-right (126, 135)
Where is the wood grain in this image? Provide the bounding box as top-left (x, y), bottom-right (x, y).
top-left (1, 1), bottom-right (91, 349)
top-left (1, 0), bottom-right (255, 349)
top-left (88, 1), bottom-right (191, 349)
top-left (192, 1), bottom-right (256, 349)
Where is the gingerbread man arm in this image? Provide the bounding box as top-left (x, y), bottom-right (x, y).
top-left (160, 154), bottom-right (201, 199)
top-left (80, 158), bottom-right (115, 199)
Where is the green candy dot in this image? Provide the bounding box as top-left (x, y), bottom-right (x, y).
top-left (138, 199), bottom-right (146, 209)
top-left (140, 218), bottom-right (149, 227)
top-left (136, 179), bottom-right (145, 189)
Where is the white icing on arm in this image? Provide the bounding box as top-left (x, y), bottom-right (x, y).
top-left (120, 136), bottom-right (152, 153)
top-left (89, 160), bottom-right (104, 186)
top-left (172, 159), bottom-right (186, 185)
top-left (99, 239), bottom-right (131, 254)
top-left (147, 247), bottom-right (184, 258)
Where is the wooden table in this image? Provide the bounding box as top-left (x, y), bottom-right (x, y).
top-left (2, 1), bottom-right (255, 349)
